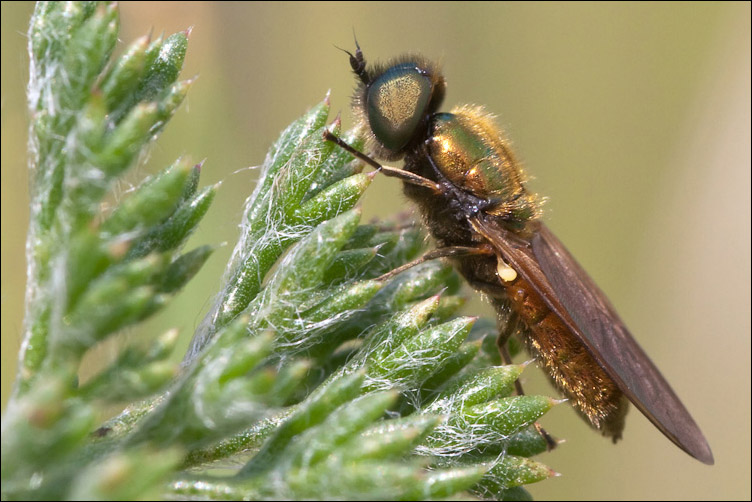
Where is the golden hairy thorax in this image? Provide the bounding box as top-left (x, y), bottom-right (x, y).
top-left (427, 106), bottom-right (541, 227)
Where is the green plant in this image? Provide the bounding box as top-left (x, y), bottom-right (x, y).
top-left (1, 2), bottom-right (557, 499)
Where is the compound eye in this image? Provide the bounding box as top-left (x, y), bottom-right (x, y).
top-left (366, 63), bottom-right (433, 152)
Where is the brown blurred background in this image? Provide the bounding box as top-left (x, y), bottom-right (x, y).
top-left (2, 2), bottom-right (749, 500)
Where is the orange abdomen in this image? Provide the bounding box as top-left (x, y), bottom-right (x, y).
top-left (502, 275), bottom-right (628, 441)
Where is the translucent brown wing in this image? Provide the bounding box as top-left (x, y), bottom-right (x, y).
top-left (471, 215), bottom-right (713, 465)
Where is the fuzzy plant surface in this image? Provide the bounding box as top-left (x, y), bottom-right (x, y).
top-left (1, 2), bottom-right (558, 500)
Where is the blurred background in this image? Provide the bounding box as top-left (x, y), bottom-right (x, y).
top-left (2, 2), bottom-right (749, 499)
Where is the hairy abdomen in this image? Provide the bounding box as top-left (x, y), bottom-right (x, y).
top-left (500, 274), bottom-right (628, 441)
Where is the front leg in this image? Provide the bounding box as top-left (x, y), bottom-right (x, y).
top-left (324, 130), bottom-right (443, 193)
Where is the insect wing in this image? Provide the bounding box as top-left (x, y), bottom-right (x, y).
top-left (472, 215), bottom-right (713, 465)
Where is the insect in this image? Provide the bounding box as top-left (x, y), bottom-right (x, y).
top-left (325, 41), bottom-right (714, 464)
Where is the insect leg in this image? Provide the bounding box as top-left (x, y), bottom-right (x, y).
top-left (375, 245), bottom-right (494, 283)
top-left (324, 131), bottom-right (443, 193)
top-left (374, 216), bottom-right (420, 232)
top-left (497, 311), bottom-right (558, 451)
top-left (496, 311), bottom-right (525, 396)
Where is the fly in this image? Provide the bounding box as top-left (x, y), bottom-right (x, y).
top-left (325, 41), bottom-right (713, 465)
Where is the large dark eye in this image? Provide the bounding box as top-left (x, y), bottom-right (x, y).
top-left (366, 63), bottom-right (434, 152)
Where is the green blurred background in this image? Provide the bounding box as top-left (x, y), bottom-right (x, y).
top-left (2, 2), bottom-right (749, 499)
